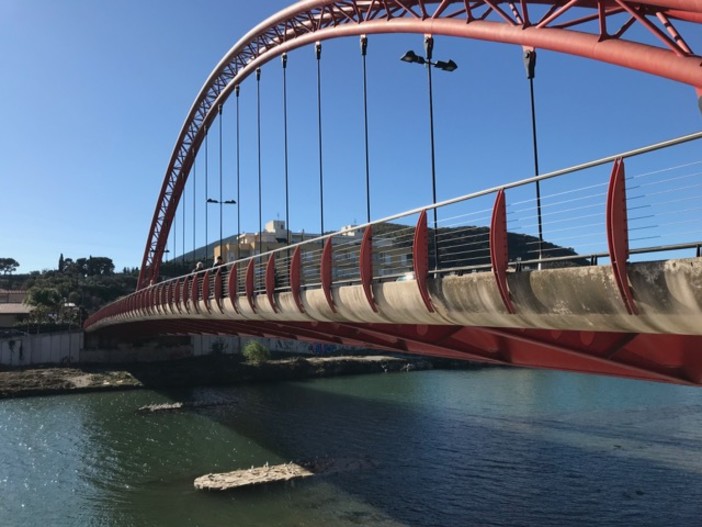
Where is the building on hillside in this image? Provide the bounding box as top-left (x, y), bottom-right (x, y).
top-left (0, 290), bottom-right (31, 328)
top-left (213, 220), bottom-right (366, 262)
top-left (210, 219), bottom-right (410, 278)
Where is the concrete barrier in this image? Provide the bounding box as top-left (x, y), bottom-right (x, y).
top-left (0, 332), bottom-right (345, 367)
top-left (0, 332), bottom-right (83, 367)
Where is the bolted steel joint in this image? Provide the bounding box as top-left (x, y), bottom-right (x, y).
top-left (424, 35), bottom-right (433, 61)
top-left (523, 48), bottom-right (536, 80)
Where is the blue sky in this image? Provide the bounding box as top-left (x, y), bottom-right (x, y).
top-left (1, 0), bottom-right (700, 273)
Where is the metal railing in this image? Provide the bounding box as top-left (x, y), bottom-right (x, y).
top-left (85, 130), bottom-right (702, 326)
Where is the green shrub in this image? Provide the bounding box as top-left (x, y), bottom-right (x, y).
top-left (242, 341), bottom-right (270, 364)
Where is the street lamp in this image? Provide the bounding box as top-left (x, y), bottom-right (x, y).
top-left (401, 36), bottom-right (457, 271)
top-left (206, 198), bottom-right (237, 263)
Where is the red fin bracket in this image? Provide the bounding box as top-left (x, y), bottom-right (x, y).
top-left (490, 189), bottom-right (515, 314)
top-left (321, 238), bottom-right (337, 313)
top-left (214, 267), bottom-right (224, 313)
top-left (290, 247), bottom-right (305, 313)
top-left (228, 263), bottom-right (240, 314)
top-left (360, 225), bottom-right (378, 313)
top-left (606, 158), bottom-right (638, 315)
top-left (413, 210), bottom-right (435, 313)
top-left (266, 253), bottom-right (279, 313)
top-left (246, 259), bottom-right (257, 313)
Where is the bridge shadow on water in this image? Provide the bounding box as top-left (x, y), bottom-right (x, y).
top-left (148, 370), bottom-right (702, 527)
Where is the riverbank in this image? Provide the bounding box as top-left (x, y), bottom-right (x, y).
top-left (0, 354), bottom-right (477, 399)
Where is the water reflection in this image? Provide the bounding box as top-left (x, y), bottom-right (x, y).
top-left (1, 368), bottom-right (702, 526)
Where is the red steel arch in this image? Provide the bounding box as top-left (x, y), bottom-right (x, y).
top-left (138, 0), bottom-right (702, 289)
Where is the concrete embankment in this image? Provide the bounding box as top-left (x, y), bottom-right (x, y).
top-left (0, 354), bottom-right (474, 399)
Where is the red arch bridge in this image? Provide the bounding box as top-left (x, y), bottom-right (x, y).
top-left (85, 0), bottom-right (702, 386)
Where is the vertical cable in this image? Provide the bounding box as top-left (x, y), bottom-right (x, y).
top-left (172, 200), bottom-right (176, 265)
top-left (182, 168), bottom-right (186, 265)
top-left (282, 53), bottom-right (290, 245)
top-left (192, 159), bottom-right (196, 261)
top-left (361, 35), bottom-right (371, 224)
top-left (218, 104), bottom-right (223, 261)
top-left (205, 125), bottom-right (209, 264)
top-left (236, 85), bottom-right (241, 261)
top-left (425, 35), bottom-right (440, 270)
top-left (257, 68), bottom-right (263, 255)
top-left (524, 49), bottom-right (543, 264)
top-left (316, 42), bottom-right (324, 236)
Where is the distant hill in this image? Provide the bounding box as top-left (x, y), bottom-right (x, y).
top-left (372, 222), bottom-right (586, 270)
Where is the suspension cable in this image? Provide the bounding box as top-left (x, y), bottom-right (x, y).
top-left (192, 157), bottom-right (196, 261)
top-left (236, 84), bottom-right (241, 261)
top-left (172, 194), bottom-right (176, 265)
top-left (182, 164), bottom-right (186, 265)
top-left (361, 35), bottom-right (371, 224)
top-left (257, 67), bottom-right (263, 255)
top-left (205, 125), bottom-right (209, 264)
top-left (219, 104), bottom-right (223, 259)
top-left (316, 41), bottom-right (325, 236)
top-left (282, 53), bottom-right (291, 245)
top-left (524, 49), bottom-right (544, 263)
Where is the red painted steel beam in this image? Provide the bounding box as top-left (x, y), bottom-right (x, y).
top-left (480, 326), bottom-right (692, 384)
top-left (87, 316), bottom-right (702, 385)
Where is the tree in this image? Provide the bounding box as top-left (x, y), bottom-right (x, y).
top-left (58, 253), bottom-right (65, 272)
top-left (74, 256), bottom-right (115, 277)
top-left (0, 258), bottom-right (19, 275)
top-left (25, 286), bottom-right (62, 323)
top-left (88, 256), bottom-right (115, 276)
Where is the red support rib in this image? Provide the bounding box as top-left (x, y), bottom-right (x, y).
top-left (266, 253), bottom-right (279, 313)
top-left (606, 158), bottom-right (638, 315)
top-left (174, 280), bottom-right (182, 314)
top-left (290, 247), bottom-right (305, 313)
top-left (214, 267), bottom-right (224, 313)
top-left (182, 277), bottom-right (190, 314)
top-left (202, 270), bottom-right (212, 313)
top-left (167, 282), bottom-right (175, 314)
top-left (360, 225), bottom-right (378, 313)
top-left (246, 259), bottom-right (257, 313)
top-left (191, 274), bottom-right (201, 314)
top-left (321, 238), bottom-right (337, 313)
top-left (490, 189), bottom-right (515, 314)
top-left (228, 263), bottom-right (239, 314)
top-left (413, 210), bottom-right (435, 313)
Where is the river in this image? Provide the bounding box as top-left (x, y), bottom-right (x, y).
top-left (1, 366), bottom-right (701, 526)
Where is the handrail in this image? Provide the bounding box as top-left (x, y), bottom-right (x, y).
top-left (86, 131), bottom-right (702, 327)
top-left (156, 130), bottom-right (702, 289)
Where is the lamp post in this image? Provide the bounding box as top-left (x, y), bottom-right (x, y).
top-left (206, 198), bottom-right (237, 262)
top-left (401, 36), bottom-right (457, 271)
